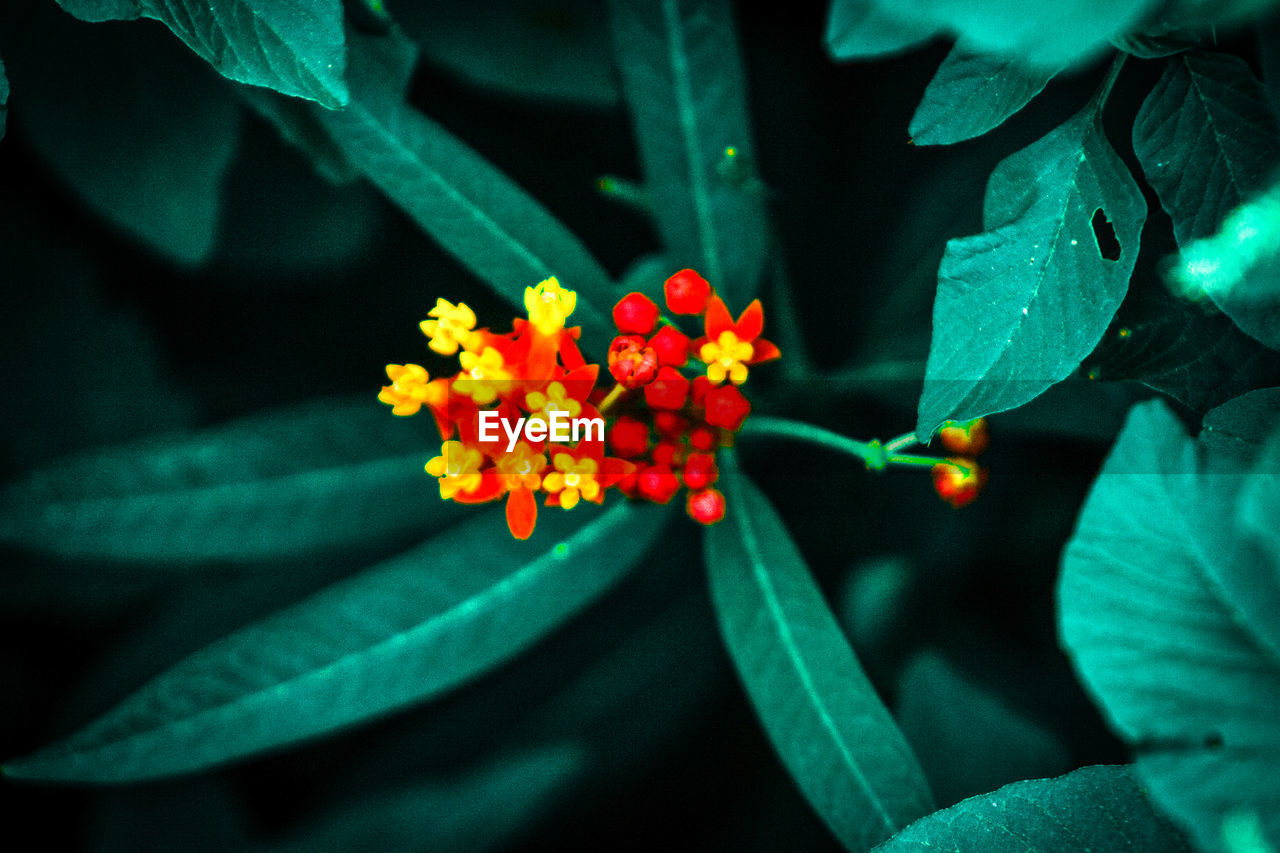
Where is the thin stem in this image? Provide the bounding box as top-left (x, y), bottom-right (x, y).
top-left (1090, 52), bottom-right (1126, 115)
top-left (885, 453), bottom-right (947, 469)
top-left (597, 383), bottom-right (629, 415)
top-left (883, 432), bottom-right (919, 455)
top-left (738, 416), bottom-right (889, 469)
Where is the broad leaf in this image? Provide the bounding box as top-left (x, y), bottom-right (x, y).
top-left (916, 98), bottom-right (1147, 438)
top-left (1059, 399), bottom-right (1280, 851)
top-left (1239, 424), bottom-right (1280, 565)
top-left (875, 765), bottom-right (1193, 852)
top-left (55, 0), bottom-right (347, 108)
top-left (706, 456), bottom-right (934, 851)
top-left (238, 86), bottom-right (358, 184)
top-left (909, 47), bottom-right (1059, 145)
top-left (608, 0), bottom-right (770, 304)
top-left (399, 0), bottom-right (619, 108)
top-left (0, 396), bottom-right (451, 563)
top-left (14, 8), bottom-right (240, 265)
top-left (824, 0), bottom-right (938, 60)
top-left (2, 500), bottom-right (670, 782)
top-left (1133, 51), bottom-right (1280, 349)
top-left (315, 30), bottom-right (614, 344)
top-left (1199, 386), bottom-right (1280, 461)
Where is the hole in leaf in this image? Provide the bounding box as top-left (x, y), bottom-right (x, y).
top-left (1091, 208), bottom-right (1121, 261)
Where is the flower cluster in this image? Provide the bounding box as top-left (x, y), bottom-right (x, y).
top-left (379, 270), bottom-right (779, 539)
top-left (930, 418), bottom-right (989, 508)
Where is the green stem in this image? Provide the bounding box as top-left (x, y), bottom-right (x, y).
top-left (1090, 53), bottom-right (1126, 115)
top-left (737, 416), bottom-right (889, 469)
top-left (883, 432), bottom-right (919, 455)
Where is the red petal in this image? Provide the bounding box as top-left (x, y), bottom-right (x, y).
top-left (704, 295), bottom-right (734, 339)
top-left (506, 486), bottom-right (538, 539)
top-left (734, 300), bottom-right (764, 341)
top-left (454, 471), bottom-right (508, 504)
top-left (749, 338), bottom-right (781, 364)
top-left (558, 328), bottom-right (586, 370)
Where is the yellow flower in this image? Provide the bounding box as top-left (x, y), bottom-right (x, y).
top-left (455, 347), bottom-right (513, 404)
top-left (425, 441), bottom-right (485, 499)
top-left (541, 452), bottom-right (599, 509)
top-left (699, 330), bottom-right (755, 385)
top-left (495, 442), bottom-right (547, 491)
top-left (524, 381), bottom-right (581, 431)
top-left (524, 276), bottom-right (577, 336)
top-left (377, 364), bottom-right (448, 416)
top-left (420, 298), bottom-right (479, 356)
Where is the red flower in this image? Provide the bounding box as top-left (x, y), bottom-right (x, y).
top-left (653, 411), bottom-right (689, 438)
top-left (695, 295), bottom-right (781, 385)
top-left (938, 418), bottom-right (989, 456)
top-left (686, 488), bottom-right (726, 524)
top-left (608, 335), bottom-right (659, 389)
top-left (607, 416), bottom-right (650, 458)
top-left (703, 384), bottom-right (751, 431)
top-left (613, 292), bottom-right (660, 335)
top-left (932, 458), bottom-right (988, 508)
top-left (688, 424), bottom-right (719, 451)
top-left (644, 366), bottom-right (691, 410)
top-left (682, 452), bottom-right (719, 490)
top-left (637, 464), bottom-right (681, 504)
top-left (664, 269), bottom-right (711, 315)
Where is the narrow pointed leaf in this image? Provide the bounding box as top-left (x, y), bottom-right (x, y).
top-left (917, 102), bottom-right (1146, 438)
top-left (909, 47), bottom-right (1059, 145)
top-left (706, 457), bottom-right (934, 851)
top-left (1134, 51), bottom-right (1280, 349)
top-left (0, 396), bottom-right (452, 563)
top-left (1059, 399), bottom-right (1280, 851)
top-left (2, 500), bottom-right (670, 782)
top-left (315, 30), bottom-right (613, 343)
top-left (55, 0), bottom-right (348, 108)
top-left (608, 0), bottom-right (769, 303)
top-left (875, 765), bottom-right (1193, 852)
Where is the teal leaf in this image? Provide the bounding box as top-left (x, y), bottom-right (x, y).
top-left (1059, 399), bottom-right (1280, 851)
top-left (916, 95), bottom-right (1147, 438)
top-left (315, 29), bottom-right (614, 344)
top-left (0, 396), bottom-right (453, 563)
top-left (398, 0), bottom-right (619, 108)
top-left (608, 0), bottom-right (770, 304)
top-left (824, 0), bottom-right (938, 61)
top-left (706, 456), bottom-right (934, 851)
top-left (238, 86), bottom-right (358, 184)
top-left (1198, 386), bottom-right (1280, 462)
top-left (2, 500), bottom-right (670, 782)
top-left (1133, 51), bottom-right (1280, 348)
top-left (14, 7), bottom-right (239, 265)
top-left (55, 0), bottom-right (348, 108)
top-left (875, 765), bottom-right (1193, 852)
top-left (909, 47), bottom-right (1059, 145)
top-left (1239, 424), bottom-right (1280, 567)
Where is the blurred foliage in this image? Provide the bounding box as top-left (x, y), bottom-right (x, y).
top-left (0, 0), bottom-right (1278, 850)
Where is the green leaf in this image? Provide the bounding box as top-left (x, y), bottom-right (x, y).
top-left (706, 457), bottom-right (934, 851)
top-left (1133, 51), bottom-right (1280, 349)
top-left (1239, 424), bottom-right (1280, 566)
top-left (314, 29), bottom-right (614, 344)
top-left (909, 47), bottom-right (1059, 145)
top-left (55, 0), bottom-right (348, 108)
top-left (13, 8), bottom-right (240, 265)
top-left (238, 86), bottom-right (358, 184)
top-left (1199, 386), bottom-right (1280, 462)
top-left (608, 0), bottom-right (770, 304)
top-left (0, 396), bottom-right (454, 563)
top-left (875, 765), bottom-right (1193, 852)
top-left (824, 0), bottom-right (938, 60)
top-left (1059, 399), bottom-right (1280, 851)
top-left (2, 500), bottom-right (671, 782)
top-left (398, 0), bottom-right (619, 108)
top-left (916, 93), bottom-right (1147, 438)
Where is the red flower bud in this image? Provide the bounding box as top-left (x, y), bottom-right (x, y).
top-left (648, 325), bottom-right (690, 367)
top-left (637, 463), bottom-right (681, 504)
top-left (607, 415), bottom-right (650, 458)
top-left (608, 335), bottom-right (659, 389)
top-left (664, 269), bottom-right (711, 315)
top-left (613, 292), bottom-right (660, 335)
top-left (938, 418), bottom-right (989, 456)
top-left (702, 384), bottom-right (750, 431)
top-left (653, 410), bottom-right (690, 438)
top-left (652, 440), bottom-right (685, 468)
top-left (644, 365), bottom-right (691, 410)
top-left (688, 424), bottom-right (719, 451)
top-left (682, 452), bottom-right (719, 490)
top-left (690, 375), bottom-right (713, 407)
top-left (686, 487), bottom-right (726, 524)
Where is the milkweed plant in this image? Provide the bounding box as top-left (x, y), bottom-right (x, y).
top-left (0, 0), bottom-right (1278, 851)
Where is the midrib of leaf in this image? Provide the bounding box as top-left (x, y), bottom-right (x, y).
top-left (1186, 60), bottom-right (1248, 212)
top-left (356, 104), bottom-right (554, 285)
top-left (722, 469), bottom-right (896, 835)
top-left (57, 501), bottom-right (631, 759)
top-left (662, 0), bottom-right (721, 286)
top-left (28, 451), bottom-right (426, 510)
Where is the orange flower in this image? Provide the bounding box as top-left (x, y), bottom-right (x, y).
top-left (695, 296), bottom-right (780, 385)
